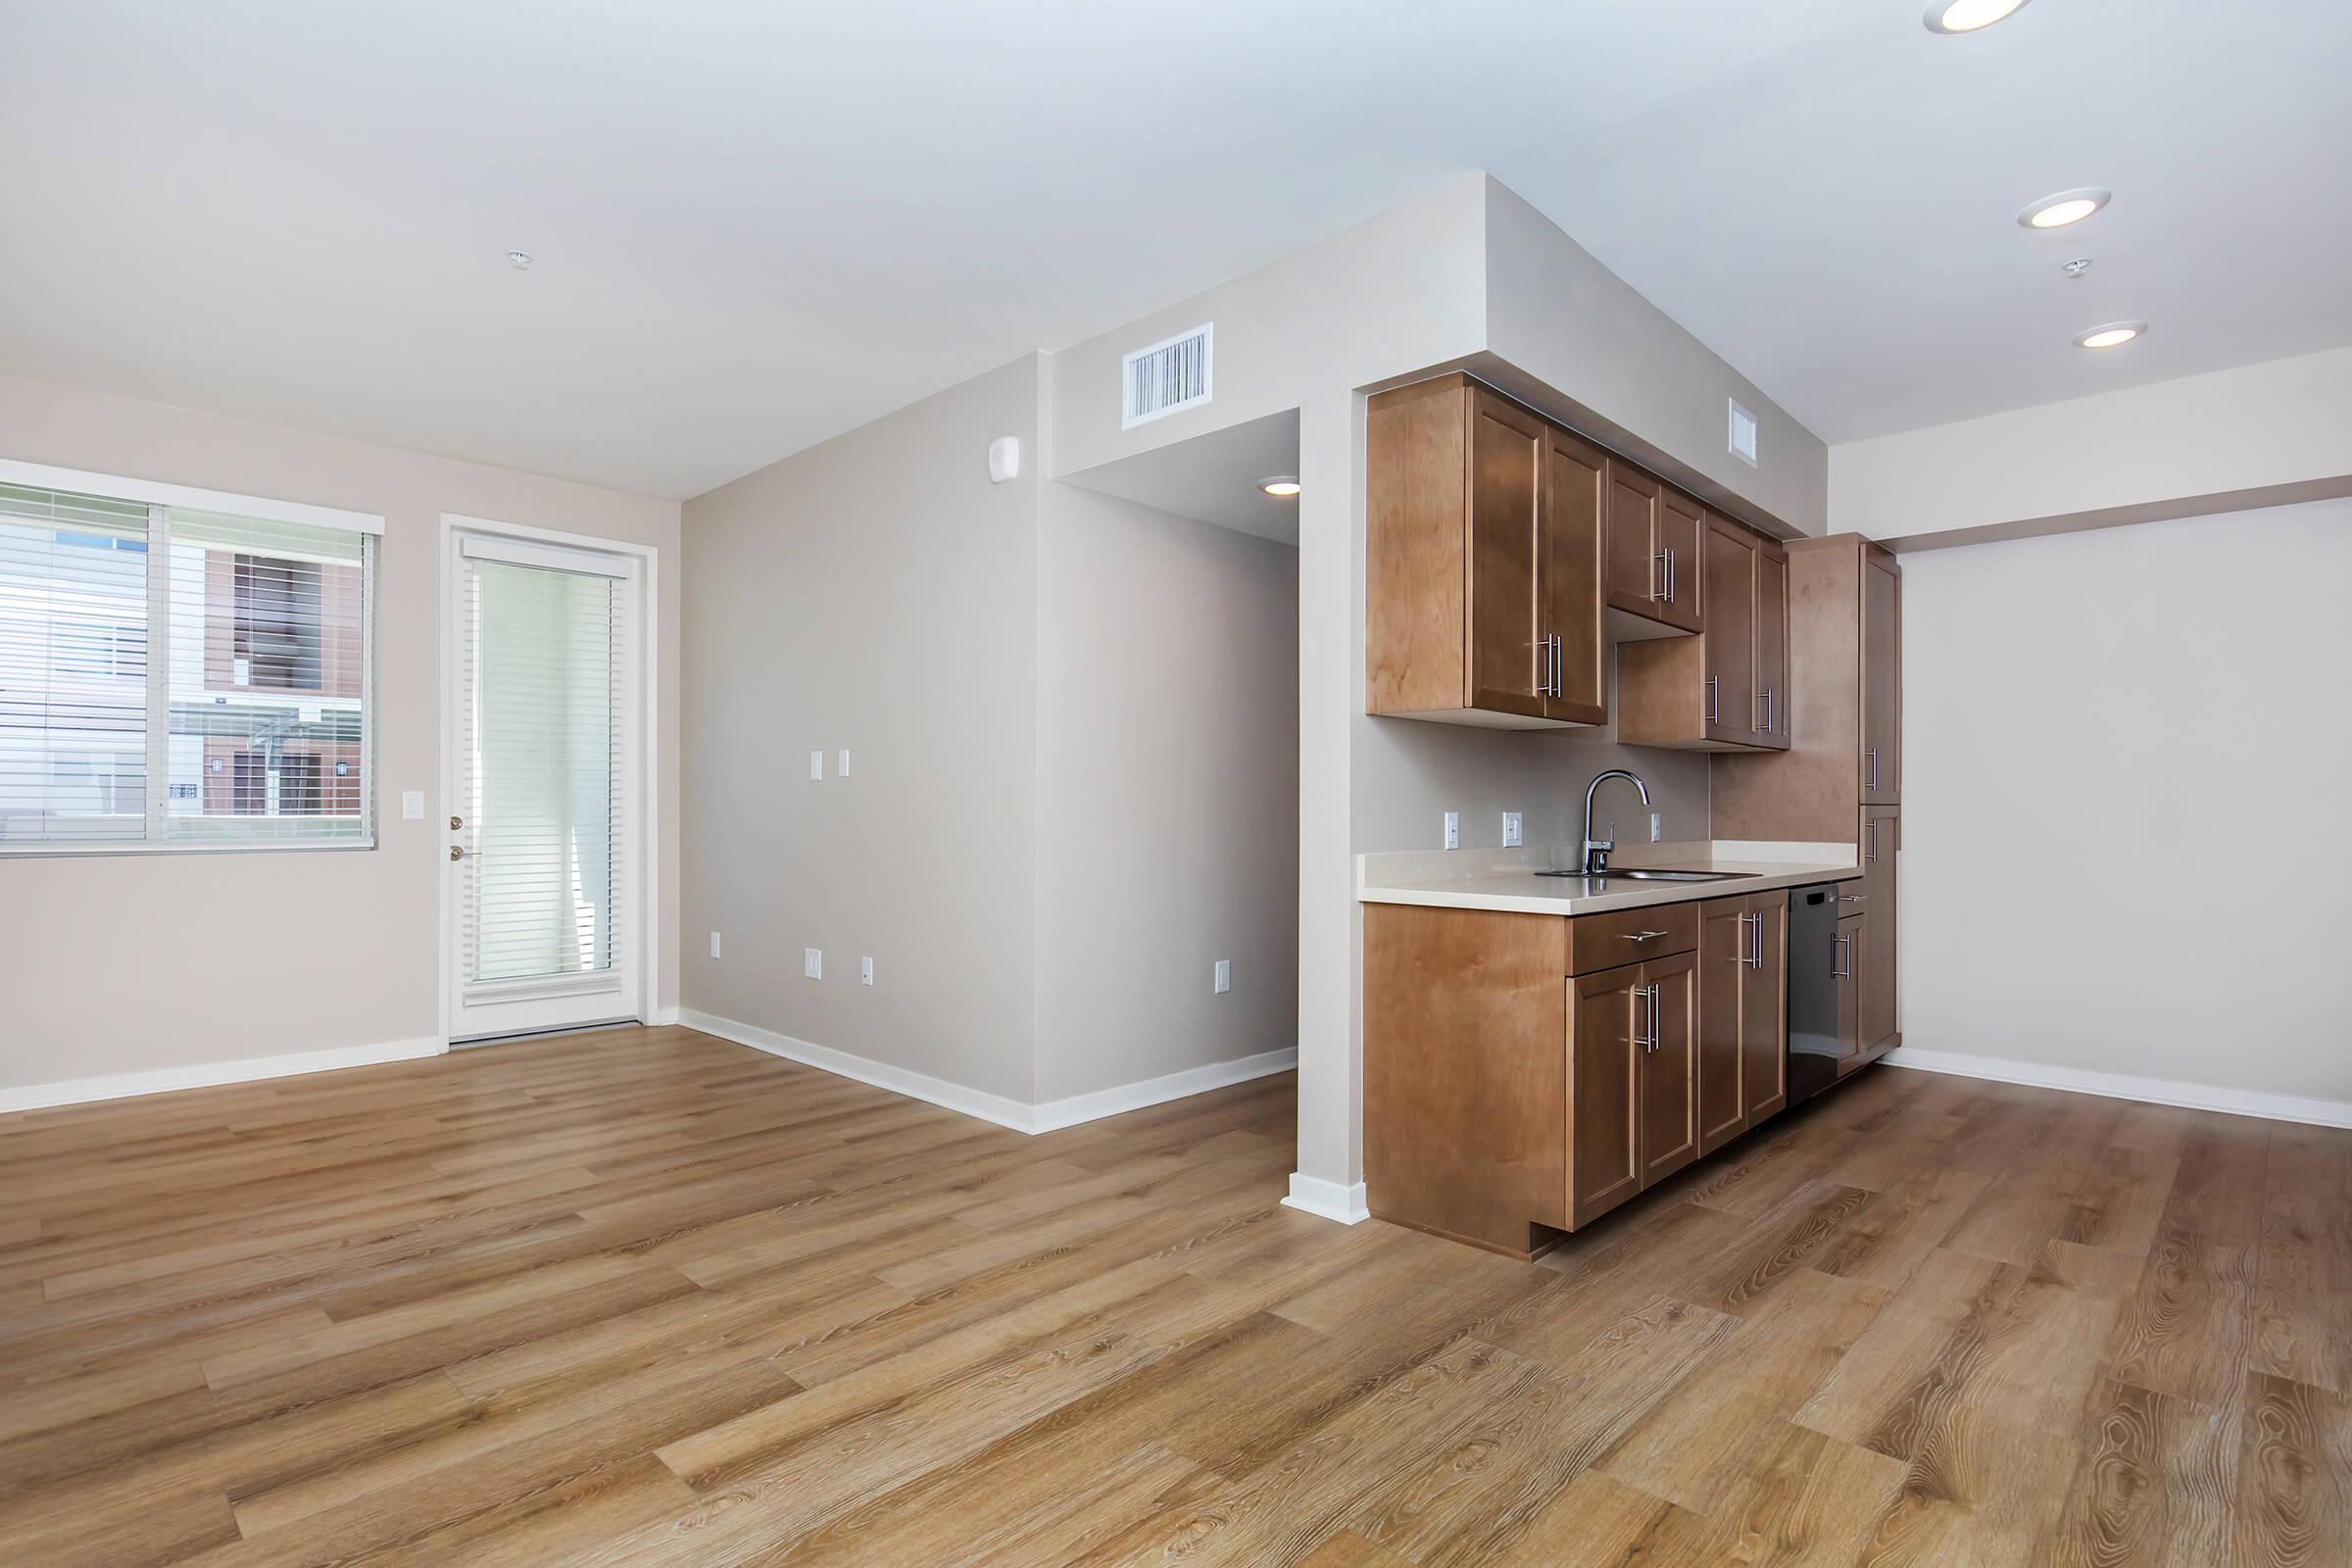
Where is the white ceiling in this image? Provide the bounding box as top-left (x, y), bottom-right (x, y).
top-left (5, 2), bottom-right (2346, 500)
top-left (1067, 411), bottom-right (1302, 544)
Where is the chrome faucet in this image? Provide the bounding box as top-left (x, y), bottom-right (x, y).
top-left (1581, 768), bottom-right (1650, 876)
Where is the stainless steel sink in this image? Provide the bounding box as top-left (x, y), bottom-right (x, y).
top-left (1530, 867), bottom-right (1755, 882)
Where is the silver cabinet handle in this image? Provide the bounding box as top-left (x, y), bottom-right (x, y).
top-left (1649, 983), bottom-right (1663, 1051)
top-left (1620, 929), bottom-right (1670, 942)
top-left (1865, 747), bottom-right (1879, 793)
top-left (1630, 980), bottom-right (1650, 1053)
top-left (1866, 820), bottom-right (1880, 864)
top-left (1705, 674), bottom-right (1719, 724)
top-left (1665, 547), bottom-right (1676, 604)
top-left (1750, 910), bottom-right (1766, 969)
top-left (1767, 687), bottom-right (1779, 736)
top-left (1832, 932), bottom-right (1852, 980)
top-left (1551, 632), bottom-right (1564, 697)
top-left (1652, 549), bottom-right (1669, 604)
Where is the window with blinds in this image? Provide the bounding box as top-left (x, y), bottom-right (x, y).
top-left (0, 471), bottom-right (375, 853)
top-left (461, 555), bottom-right (621, 989)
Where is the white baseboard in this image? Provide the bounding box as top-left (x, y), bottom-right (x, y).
top-left (1030, 1048), bottom-right (1298, 1134)
top-left (0, 1036), bottom-right (446, 1115)
top-left (1884, 1046), bottom-right (2352, 1130)
top-left (677, 1008), bottom-right (1297, 1137)
top-left (1281, 1171), bottom-right (1370, 1225)
top-left (679, 1008), bottom-right (1036, 1132)
top-left (644, 1005), bottom-right (682, 1026)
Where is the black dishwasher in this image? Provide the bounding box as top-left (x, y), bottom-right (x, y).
top-left (1786, 884), bottom-right (1842, 1106)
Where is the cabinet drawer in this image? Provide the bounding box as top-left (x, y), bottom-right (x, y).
top-left (1568, 903), bottom-right (1697, 974)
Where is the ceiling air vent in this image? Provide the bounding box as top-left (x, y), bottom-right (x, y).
top-left (1121, 323), bottom-right (1213, 429)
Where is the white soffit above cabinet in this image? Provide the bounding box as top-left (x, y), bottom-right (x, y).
top-left (3, 1), bottom-right (2345, 497)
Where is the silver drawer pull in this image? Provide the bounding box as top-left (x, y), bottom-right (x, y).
top-left (1838, 894), bottom-right (1866, 903)
top-left (1621, 929), bottom-right (1670, 942)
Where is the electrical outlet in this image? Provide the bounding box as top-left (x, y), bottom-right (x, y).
top-left (1650, 812), bottom-right (1662, 843)
top-left (709, 931), bottom-right (721, 959)
top-left (860, 956), bottom-right (874, 987)
top-left (1443, 811), bottom-right (1459, 851)
top-left (1501, 811), bottom-right (1522, 849)
top-left (804, 947), bottom-right (822, 979)
top-left (1213, 959), bottom-right (1232, 995)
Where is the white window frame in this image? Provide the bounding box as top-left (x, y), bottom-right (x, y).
top-left (0, 458), bottom-right (383, 858)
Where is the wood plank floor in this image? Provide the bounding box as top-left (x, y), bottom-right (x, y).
top-left (2, 1025), bottom-right (2344, 1566)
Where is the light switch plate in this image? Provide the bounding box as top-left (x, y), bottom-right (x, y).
top-left (1443, 811), bottom-right (1459, 851)
top-left (1502, 811), bottom-right (1522, 849)
top-left (1650, 812), bottom-right (1663, 843)
top-left (808, 751), bottom-right (824, 781)
top-left (401, 791), bottom-right (424, 820)
top-left (804, 947), bottom-right (822, 979)
top-left (710, 931), bottom-right (721, 959)
top-left (837, 749), bottom-right (851, 778)
top-left (1213, 959), bottom-right (1232, 994)
top-left (860, 956), bottom-right (874, 986)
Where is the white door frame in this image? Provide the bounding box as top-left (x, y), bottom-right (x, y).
top-left (437, 513), bottom-right (662, 1048)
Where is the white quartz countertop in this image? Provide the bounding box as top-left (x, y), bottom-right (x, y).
top-left (1357, 842), bottom-right (1861, 918)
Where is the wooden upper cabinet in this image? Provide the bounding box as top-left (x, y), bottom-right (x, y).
top-left (1861, 552), bottom-right (1900, 804)
top-left (1614, 513), bottom-right (1789, 753)
top-left (1602, 462), bottom-right (1660, 619)
top-left (1463, 392), bottom-right (1548, 721)
top-left (1366, 375), bottom-right (1605, 730)
top-left (1542, 427), bottom-right (1609, 725)
top-left (1755, 547), bottom-right (1789, 745)
top-left (1653, 487), bottom-right (1704, 633)
top-left (1703, 517), bottom-right (1755, 742)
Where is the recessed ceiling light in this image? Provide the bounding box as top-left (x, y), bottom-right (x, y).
top-left (2074, 321), bottom-right (2146, 350)
top-left (506, 250), bottom-right (534, 270)
top-left (1924, 0), bottom-right (2031, 32)
top-left (1258, 475), bottom-right (1300, 498)
top-left (2018, 188), bottom-right (2112, 229)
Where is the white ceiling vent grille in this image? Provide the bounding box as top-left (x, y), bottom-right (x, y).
top-left (1728, 399), bottom-right (1759, 466)
top-left (1121, 323), bottom-right (1213, 429)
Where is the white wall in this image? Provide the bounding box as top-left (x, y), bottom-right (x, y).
top-left (680, 356), bottom-right (1044, 1103)
top-left (1897, 499), bottom-right (2352, 1115)
top-left (1035, 485), bottom-right (1298, 1102)
top-left (0, 376), bottom-right (682, 1094)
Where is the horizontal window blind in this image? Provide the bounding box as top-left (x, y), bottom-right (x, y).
top-left (164, 510), bottom-right (371, 844)
top-left (0, 484), bottom-right (152, 844)
top-left (462, 557), bottom-right (620, 988)
top-left (0, 476), bottom-right (374, 853)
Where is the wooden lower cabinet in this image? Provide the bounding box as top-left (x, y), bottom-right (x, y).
top-left (1696, 891), bottom-right (1788, 1156)
top-left (1859, 806), bottom-right (1898, 1054)
top-left (1366, 900), bottom-right (1786, 1258)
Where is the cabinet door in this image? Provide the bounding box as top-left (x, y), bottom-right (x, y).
top-left (1861, 551), bottom-right (1900, 803)
top-left (1834, 912), bottom-right (1864, 1064)
top-left (1655, 488), bottom-right (1705, 633)
top-left (1638, 951), bottom-right (1700, 1188)
top-left (1701, 518), bottom-right (1755, 746)
top-left (1741, 895), bottom-right (1788, 1125)
top-left (1568, 964), bottom-right (1644, 1228)
top-left (1860, 807), bottom-right (1898, 1052)
top-left (1602, 461), bottom-right (1660, 618)
top-left (1464, 391), bottom-right (1548, 719)
top-left (1543, 428), bottom-right (1608, 725)
top-left (1754, 547), bottom-right (1788, 749)
top-left (1695, 898), bottom-right (1746, 1155)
